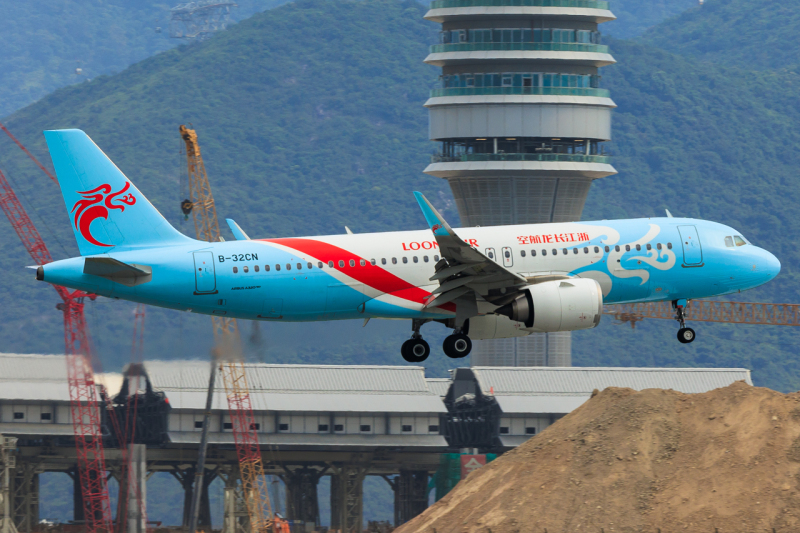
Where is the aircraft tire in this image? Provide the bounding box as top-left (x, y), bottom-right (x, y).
top-left (443, 333), bottom-right (472, 359)
top-left (402, 338), bottom-right (430, 363)
top-left (677, 327), bottom-right (696, 344)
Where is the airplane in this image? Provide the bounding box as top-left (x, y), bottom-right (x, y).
top-left (35, 130), bottom-right (781, 362)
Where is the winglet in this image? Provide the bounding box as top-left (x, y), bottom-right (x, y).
top-left (413, 192), bottom-right (454, 238)
top-left (225, 218), bottom-right (251, 240)
top-left (665, 209), bottom-right (674, 218)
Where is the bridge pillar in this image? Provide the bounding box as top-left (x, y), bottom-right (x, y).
top-left (283, 467), bottom-right (322, 525)
top-left (219, 467), bottom-right (247, 533)
top-left (392, 470), bottom-right (429, 526)
top-left (329, 466), bottom-right (366, 533)
top-left (126, 445), bottom-right (147, 533)
top-left (0, 435), bottom-right (17, 533)
top-left (11, 462), bottom-right (40, 533)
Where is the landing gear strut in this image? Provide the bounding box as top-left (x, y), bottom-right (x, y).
top-left (443, 328), bottom-right (472, 359)
top-left (673, 299), bottom-right (696, 344)
top-left (401, 319), bottom-right (431, 363)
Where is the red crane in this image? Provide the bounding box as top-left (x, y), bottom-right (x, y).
top-left (0, 121), bottom-right (113, 533)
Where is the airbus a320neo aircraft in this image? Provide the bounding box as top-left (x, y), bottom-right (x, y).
top-left (35, 130), bottom-right (781, 362)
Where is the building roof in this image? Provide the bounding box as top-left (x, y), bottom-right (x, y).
top-left (468, 367), bottom-right (752, 414)
top-left (0, 354), bottom-right (70, 401)
top-left (426, 378), bottom-right (451, 398)
top-left (143, 361), bottom-right (447, 413)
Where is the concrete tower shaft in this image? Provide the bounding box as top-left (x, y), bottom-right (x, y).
top-left (422, 0), bottom-right (617, 366)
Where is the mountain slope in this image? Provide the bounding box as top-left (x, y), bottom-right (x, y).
top-left (0, 0), bottom-right (285, 118)
top-left (641, 0), bottom-right (800, 71)
top-left (1, 0), bottom-right (800, 392)
top-left (602, 0), bottom-right (696, 39)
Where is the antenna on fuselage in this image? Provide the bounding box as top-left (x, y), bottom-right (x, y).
top-left (665, 209), bottom-right (674, 218)
top-left (345, 226), bottom-right (354, 234)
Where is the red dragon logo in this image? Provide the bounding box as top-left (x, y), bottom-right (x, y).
top-left (431, 223), bottom-right (443, 233)
top-left (71, 182), bottom-right (136, 247)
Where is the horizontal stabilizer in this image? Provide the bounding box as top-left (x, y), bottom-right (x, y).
top-left (84, 257), bottom-right (152, 286)
top-left (225, 218), bottom-right (251, 241)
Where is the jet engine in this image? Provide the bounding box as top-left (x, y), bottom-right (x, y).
top-left (495, 278), bottom-right (603, 332)
top-left (466, 314), bottom-right (532, 341)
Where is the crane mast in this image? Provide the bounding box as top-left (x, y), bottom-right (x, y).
top-left (179, 125), bottom-right (273, 533)
top-left (0, 165), bottom-right (113, 533)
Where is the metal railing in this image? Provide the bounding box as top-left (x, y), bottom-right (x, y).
top-left (430, 0), bottom-right (610, 9)
top-left (431, 153), bottom-right (611, 163)
top-left (430, 86), bottom-right (610, 97)
top-left (430, 42), bottom-right (609, 53)
top-left (605, 301), bottom-right (800, 328)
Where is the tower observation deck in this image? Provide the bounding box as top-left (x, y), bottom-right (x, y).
top-left (423, 0), bottom-right (617, 366)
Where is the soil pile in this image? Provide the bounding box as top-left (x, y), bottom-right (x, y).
top-left (397, 381), bottom-right (800, 533)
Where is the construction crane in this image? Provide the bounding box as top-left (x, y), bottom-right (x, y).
top-left (179, 125), bottom-right (273, 533)
top-left (0, 161), bottom-right (113, 533)
top-left (605, 300), bottom-right (800, 328)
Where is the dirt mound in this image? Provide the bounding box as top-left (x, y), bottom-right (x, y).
top-left (397, 381), bottom-right (800, 533)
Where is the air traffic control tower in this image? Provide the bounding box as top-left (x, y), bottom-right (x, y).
top-left (423, 0), bottom-right (617, 366)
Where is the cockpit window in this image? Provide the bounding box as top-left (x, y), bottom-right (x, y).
top-left (725, 236), bottom-right (734, 248)
top-left (734, 236), bottom-right (747, 247)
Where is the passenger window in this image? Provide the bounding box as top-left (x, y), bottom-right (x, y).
top-left (349, 260), bottom-right (355, 267)
top-left (531, 250), bottom-right (536, 257)
top-left (725, 236), bottom-right (734, 247)
top-left (307, 262), bottom-right (313, 269)
top-left (381, 258), bottom-right (387, 265)
top-left (667, 243), bottom-right (673, 249)
top-left (371, 259), bottom-right (377, 265)
top-left (243, 266), bottom-right (249, 273)
top-left (520, 250), bottom-right (526, 257)
top-left (276, 264), bottom-right (281, 271)
top-left (413, 256), bottom-right (419, 263)
top-left (625, 245), bottom-right (630, 252)
top-left (233, 267), bottom-right (238, 274)
top-left (573, 248), bottom-right (578, 254)
top-left (504, 250), bottom-right (510, 258)
top-left (734, 236), bottom-right (746, 247)
top-left (360, 259), bottom-right (366, 266)
top-left (434, 255), bottom-right (440, 262)
top-left (392, 258), bottom-right (397, 264)
top-left (614, 245), bottom-right (620, 252)
top-left (542, 249), bottom-right (547, 256)
top-left (265, 265), bottom-right (271, 272)
top-left (635, 244), bottom-right (641, 251)
top-left (646, 244), bottom-right (652, 251)
top-left (338, 260), bottom-right (344, 268)
top-left (286, 263), bottom-right (291, 270)
top-left (254, 265), bottom-right (259, 272)
top-left (487, 250), bottom-right (494, 259)
top-left (594, 246), bottom-right (599, 253)
top-left (402, 257), bottom-right (408, 264)
top-left (562, 248), bottom-right (567, 255)
top-left (604, 246), bottom-right (609, 253)
top-left (552, 249), bottom-right (558, 256)
top-left (296, 263), bottom-right (302, 270)
top-left (328, 261), bottom-right (334, 268)
top-left (423, 256), bottom-right (429, 262)
top-left (657, 243), bottom-right (662, 250)
top-left (318, 262), bottom-right (323, 268)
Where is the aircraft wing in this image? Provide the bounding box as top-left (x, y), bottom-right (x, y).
top-left (413, 192), bottom-right (527, 309)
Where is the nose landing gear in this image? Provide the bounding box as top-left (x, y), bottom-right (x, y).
top-left (673, 299), bottom-right (696, 344)
top-left (401, 319), bottom-right (431, 363)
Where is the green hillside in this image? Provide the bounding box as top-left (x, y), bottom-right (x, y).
top-left (2, 0), bottom-right (800, 397)
top-left (602, 0), bottom-right (696, 39)
top-left (0, 0), bottom-right (284, 118)
top-left (641, 0), bottom-right (800, 71)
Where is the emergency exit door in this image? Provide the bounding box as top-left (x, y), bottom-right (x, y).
top-left (678, 225), bottom-right (703, 266)
top-left (193, 251), bottom-right (218, 294)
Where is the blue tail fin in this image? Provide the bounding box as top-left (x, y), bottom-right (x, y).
top-left (44, 129), bottom-right (193, 255)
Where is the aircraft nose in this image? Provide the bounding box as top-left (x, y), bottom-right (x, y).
top-left (762, 250), bottom-right (781, 281)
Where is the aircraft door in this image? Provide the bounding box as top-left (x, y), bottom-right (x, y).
top-left (678, 225), bottom-right (703, 266)
top-left (501, 246), bottom-right (513, 267)
top-left (485, 248), bottom-right (497, 262)
top-left (193, 251), bottom-right (217, 294)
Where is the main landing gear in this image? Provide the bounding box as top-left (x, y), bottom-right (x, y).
top-left (400, 319), bottom-right (473, 362)
top-left (401, 319), bottom-right (431, 363)
top-left (673, 299), bottom-right (696, 344)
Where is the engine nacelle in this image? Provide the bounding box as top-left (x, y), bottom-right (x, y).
top-left (496, 278), bottom-right (603, 332)
top-left (466, 314), bottom-right (532, 341)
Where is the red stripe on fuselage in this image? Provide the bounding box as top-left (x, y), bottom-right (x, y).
top-left (260, 238), bottom-right (456, 312)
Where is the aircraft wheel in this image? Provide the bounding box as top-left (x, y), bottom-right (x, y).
top-left (677, 327), bottom-right (696, 344)
top-left (443, 333), bottom-right (472, 359)
top-left (401, 338), bottom-right (430, 363)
